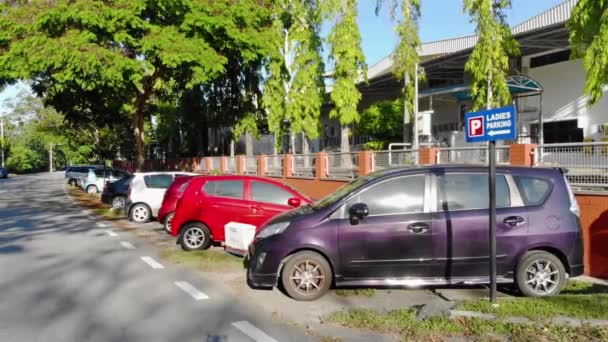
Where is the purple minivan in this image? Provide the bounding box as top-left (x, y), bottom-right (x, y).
top-left (246, 165), bottom-right (584, 301)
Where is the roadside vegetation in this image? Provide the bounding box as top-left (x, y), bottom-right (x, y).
top-left (335, 288), bottom-right (377, 297)
top-left (159, 249), bottom-right (243, 273)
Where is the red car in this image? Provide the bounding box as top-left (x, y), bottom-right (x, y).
top-left (171, 175), bottom-right (312, 251)
top-left (158, 175), bottom-right (197, 232)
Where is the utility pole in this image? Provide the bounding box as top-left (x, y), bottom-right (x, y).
top-left (1, 118), bottom-right (4, 168)
top-left (49, 143), bottom-right (53, 173)
top-left (413, 63), bottom-right (419, 164)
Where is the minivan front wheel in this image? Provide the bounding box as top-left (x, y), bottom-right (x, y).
top-left (516, 251), bottom-right (566, 297)
top-left (180, 223), bottom-right (211, 251)
top-left (281, 251), bottom-right (332, 301)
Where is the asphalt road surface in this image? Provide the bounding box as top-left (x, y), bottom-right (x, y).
top-left (0, 173), bottom-right (313, 342)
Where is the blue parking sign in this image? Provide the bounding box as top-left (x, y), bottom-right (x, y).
top-left (465, 105), bottom-right (517, 143)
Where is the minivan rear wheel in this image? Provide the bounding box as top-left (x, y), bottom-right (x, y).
top-left (180, 223), bottom-right (211, 251)
top-left (281, 251), bottom-right (332, 301)
top-left (516, 251), bottom-right (566, 297)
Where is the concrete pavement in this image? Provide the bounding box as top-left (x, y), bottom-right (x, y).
top-left (0, 173), bottom-right (314, 342)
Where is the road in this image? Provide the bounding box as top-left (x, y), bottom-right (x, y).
top-left (0, 173), bottom-right (313, 342)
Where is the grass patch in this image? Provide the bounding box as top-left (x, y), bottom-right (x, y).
top-left (159, 248), bottom-right (243, 273)
top-left (335, 288), bottom-right (376, 297)
top-left (325, 308), bottom-right (608, 341)
top-left (457, 281), bottom-right (608, 321)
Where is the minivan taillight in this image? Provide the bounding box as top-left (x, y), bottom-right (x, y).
top-left (563, 172), bottom-right (580, 217)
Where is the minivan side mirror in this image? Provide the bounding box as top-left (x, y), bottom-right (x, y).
top-left (348, 203), bottom-right (369, 225)
top-left (287, 197), bottom-right (301, 208)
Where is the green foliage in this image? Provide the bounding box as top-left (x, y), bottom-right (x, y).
top-left (568, 0), bottom-right (608, 106)
top-left (359, 100), bottom-right (404, 142)
top-left (583, 137), bottom-right (594, 154)
top-left (6, 145), bottom-right (38, 173)
top-left (233, 115), bottom-right (260, 141)
top-left (364, 141), bottom-right (385, 151)
top-left (326, 0), bottom-right (367, 127)
top-left (464, 0), bottom-right (519, 110)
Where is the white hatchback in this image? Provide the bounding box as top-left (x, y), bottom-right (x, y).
top-left (127, 172), bottom-right (197, 223)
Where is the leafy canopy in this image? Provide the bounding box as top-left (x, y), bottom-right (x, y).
top-left (568, 0), bottom-right (608, 106)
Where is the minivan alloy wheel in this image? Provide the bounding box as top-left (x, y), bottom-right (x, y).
top-left (281, 251), bottom-right (333, 301)
top-left (289, 260), bottom-right (326, 296)
top-left (524, 259), bottom-right (559, 295)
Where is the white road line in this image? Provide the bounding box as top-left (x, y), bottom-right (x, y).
top-left (140, 256), bottom-right (164, 269)
top-left (174, 281), bottom-right (209, 300)
top-left (96, 222), bottom-right (108, 228)
top-left (120, 241), bottom-right (136, 250)
top-left (105, 230), bottom-right (118, 237)
top-left (232, 321), bottom-right (278, 342)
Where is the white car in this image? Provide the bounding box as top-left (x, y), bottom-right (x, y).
top-left (127, 172), bottom-right (197, 223)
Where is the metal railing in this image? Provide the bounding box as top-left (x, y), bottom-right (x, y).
top-left (326, 152), bottom-right (359, 179)
top-left (372, 149), bottom-right (418, 171)
top-left (265, 155), bottom-right (284, 177)
top-left (536, 142), bottom-right (608, 190)
top-left (244, 156), bottom-right (257, 175)
top-left (225, 156), bottom-right (237, 174)
top-left (197, 158), bottom-right (207, 172)
top-left (292, 154), bottom-right (316, 178)
top-left (210, 157), bottom-right (221, 172)
top-left (436, 146), bottom-right (510, 165)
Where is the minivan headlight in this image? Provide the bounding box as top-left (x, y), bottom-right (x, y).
top-left (256, 222), bottom-right (290, 240)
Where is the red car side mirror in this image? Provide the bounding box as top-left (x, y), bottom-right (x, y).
top-left (287, 197), bottom-right (301, 208)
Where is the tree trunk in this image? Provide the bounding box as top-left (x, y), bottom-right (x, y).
top-left (245, 131), bottom-right (253, 156)
top-left (133, 110), bottom-right (145, 171)
top-left (289, 132), bottom-right (295, 154)
top-left (340, 124), bottom-right (351, 168)
top-left (302, 132), bottom-right (310, 167)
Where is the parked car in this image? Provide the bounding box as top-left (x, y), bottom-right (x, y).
top-left (0, 167), bottom-right (8, 179)
top-left (101, 174), bottom-right (135, 210)
top-left (127, 172), bottom-right (198, 223)
top-left (171, 175), bottom-right (312, 251)
top-left (246, 165), bottom-right (584, 301)
top-left (157, 176), bottom-right (197, 232)
top-left (65, 165), bottom-right (103, 186)
top-left (82, 168), bottom-right (131, 194)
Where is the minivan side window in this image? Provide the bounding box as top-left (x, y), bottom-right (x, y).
top-left (513, 176), bottom-right (552, 206)
top-left (144, 174), bottom-right (174, 189)
top-left (203, 180), bottom-right (244, 199)
top-left (437, 173), bottom-right (510, 211)
top-left (348, 175), bottom-right (425, 216)
top-left (251, 181), bottom-right (293, 206)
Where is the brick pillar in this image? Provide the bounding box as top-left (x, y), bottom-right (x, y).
top-left (509, 144), bottom-right (536, 167)
top-left (419, 147), bottom-right (438, 165)
top-left (358, 151), bottom-right (373, 176)
top-left (284, 154), bottom-right (294, 178)
top-left (257, 155), bottom-right (267, 176)
top-left (220, 156), bottom-right (228, 174)
top-left (192, 157), bottom-right (201, 172)
top-left (204, 157), bottom-right (213, 174)
top-left (316, 152), bottom-right (327, 180)
top-left (236, 155), bottom-right (245, 175)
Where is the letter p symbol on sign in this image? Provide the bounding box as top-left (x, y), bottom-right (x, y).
top-left (468, 116), bottom-right (484, 137)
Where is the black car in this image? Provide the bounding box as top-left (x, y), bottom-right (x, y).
top-left (101, 175), bottom-right (134, 210)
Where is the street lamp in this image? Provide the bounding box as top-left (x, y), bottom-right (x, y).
top-left (1, 118), bottom-right (5, 168)
top-left (49, 143), bottom-right (61, 173)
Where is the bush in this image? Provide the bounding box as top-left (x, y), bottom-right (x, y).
top-left (364, 141), bottom-right (385, 150)
top-left (583, 138), bottom-right (594, 154)
top-left (601, 137), bottom-right (608, 155)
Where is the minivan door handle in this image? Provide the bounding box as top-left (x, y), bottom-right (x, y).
top-left (503, 216), bottom-right (525, 227)
top-left (407, 222), bottom-right (430, 234)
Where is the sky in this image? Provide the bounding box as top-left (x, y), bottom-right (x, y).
top-left (0, 0), bottom-right (566, 111)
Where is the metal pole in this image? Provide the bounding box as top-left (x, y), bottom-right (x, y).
top-left (413, 63), bottom-right (419, 164)
top-left (49, 143), bottom-right (53, 173)
top-left (1, 119), bottom-right (4, 168)
top-left (489, 140), bottom-right (497, 305)
top-left (538, 93), bottom-right (544, 160)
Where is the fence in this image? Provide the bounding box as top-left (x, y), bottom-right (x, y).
top-left (536, 142), bottom-right (608, 190)
top-left (292, 154), bottom-right (316, 178)
top-left (265, 155), bottom-right (284, 177)
top-left (225, 156), bottom-right (237, 174)
top-left (244, 156), bottom-right (257, 175)
top-left (372, 149), bottom-right (418, 171)
top-left (325, 152), bottom-right (359, 179)
top-left (436, 146), bottom-right (510, 165)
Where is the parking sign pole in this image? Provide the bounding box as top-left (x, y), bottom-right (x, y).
top-left (489, 140), bottom-right (497, 305)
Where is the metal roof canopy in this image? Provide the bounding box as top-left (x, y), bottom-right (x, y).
top-left (419, 75), bottom-right (544, 100)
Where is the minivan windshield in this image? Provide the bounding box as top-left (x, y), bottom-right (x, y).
top-left (313, 174), bottom-right (376, 209)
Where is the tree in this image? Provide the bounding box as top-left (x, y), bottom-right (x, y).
top-left (359, 99), bottom-right (403, 145)
top-left (376, 0), bottom-right (421, 143)
top-left (2, 0), bottom-right (273, 170)
top-left (463, 0), bottom-right (519, 110)
top-left (568, 0), bottom-right (608, 106)
top-left (262, 0), bottom-right (325, 155)
top-left (326, 0), bottom-right (366, 156)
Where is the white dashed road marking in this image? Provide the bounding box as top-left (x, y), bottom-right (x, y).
top-left (232, 321), bottom-right (278, 342)
top-left (174, 281), bottom-right (209, 300)
top-left (140, 256), bottom-right (164, 269)
top-left (105, 230), bottom-right (118, 237)
top-left (120, 241), bottom-right (136, 250)
top-left (96, 222), bottom-right (108, 228)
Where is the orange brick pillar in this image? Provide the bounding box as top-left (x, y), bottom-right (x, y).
top-left (204, 157), bottom-right (213, 174)
top-left (284, 154), bottom-right (294, 178)
top-left (257, 155), bottom-right (267, 176)
top-left (509, 144), bottom-right (536, 166)
top-left (236, 155), bottom-right (245, 175)
top-left (358, 151), bottom-right (373, 176)
top-left (192, 157), bottom-right (201, 172)
top-left (316, 152), bottom-right (327, 180)
top-left (419, 147), bottom-right (438, 165)
top-left (220, 157), bottom-right (228, 174)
